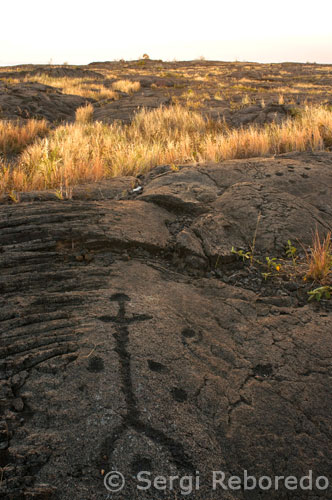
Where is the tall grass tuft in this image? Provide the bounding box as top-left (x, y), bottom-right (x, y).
top-left (0, 119), bottom-right (48, 154)
top-left (75, 103), bottom-right (94, 123)
top-left (112, 80), bottom-right (141, 94)
top-left (306, 230), bottom-right (332, 283)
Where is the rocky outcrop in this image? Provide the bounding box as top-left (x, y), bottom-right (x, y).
top-left (93, 90), bottom-right (171, 124)
top-left (207, 103), bottom-right (292, 127)
top-left (0, 82), bottom-right (91, 122)
top-left (0, 152), bottom-right (331, 499)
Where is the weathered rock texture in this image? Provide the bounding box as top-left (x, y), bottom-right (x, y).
top-left (0, 152), bottom-right (331, 499)
top-left (93, 92), bottom-right (171, 124)
top-left (0, 82), bottom-right (91, 122)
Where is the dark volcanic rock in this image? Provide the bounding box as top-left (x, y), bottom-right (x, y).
top-left (0, 152), bottom-right (331, 499)
top-left (93, 90), bottom-right (171, 124)
top-left (0, 65), bottom-right (104, 81)
top-left (0, 82), bottom-right (91, 122)
top-left (206, 103), bottom-right (292, 127)
top-left (29, 66), bottom-right (104, 79)
top-left (6, 176), bottom-right (139, 204)
top-left (231, 103), bottom-right (292, 127)
top-left (139, 166), bottom-right (219, 212)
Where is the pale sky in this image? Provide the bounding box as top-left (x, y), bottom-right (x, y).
top-left (1, 0), bottom-right (332, 66)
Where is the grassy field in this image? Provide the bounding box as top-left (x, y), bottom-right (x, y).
top-left (1, 104), bottom-right (332, 195)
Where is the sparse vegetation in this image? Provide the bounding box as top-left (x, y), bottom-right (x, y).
top-left (21, 75), bottom-right (118, 100)
top-left (3, 59), bottom-right (332, 116)
top-left (232, 230), bottom-right (332, 301)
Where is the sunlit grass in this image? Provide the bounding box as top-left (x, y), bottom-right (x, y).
top-left (305, 230), bottom-right (332, 284)
top-left (111, 80), bottom-right (141, 94)
top-left (0, 119), bottom-right (48, 154)
top-left (75, 103), bottom-right (94, 123)
top-left (21, 75), bottom-right (118, 100)
top-left (1, 104), bottom-right (332, 195)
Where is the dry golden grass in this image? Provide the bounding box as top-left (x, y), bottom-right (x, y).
top-left (21, 75), bottom-right (118, 100)
top-left (75, 103), bottom-right (94, 123)
top-left (306, 230), bottom-right (332, 283)
top-left (0, 76), bottom-right (21, 85)
top-left (241, 94), bottom-right (252, 106)
top-left (111, 80), bottom-right (141, 94)
top-left (278, 94), bottom-right (285, 105)
top-left (1, 104), bottom-right (332, 195)
top-left (0, 119), bottom-right (48, 154)
top-left (293, 83), bottom-right (323, 89)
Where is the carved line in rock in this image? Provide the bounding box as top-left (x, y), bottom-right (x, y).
top-left (98, 293), bottom-right (194, 472)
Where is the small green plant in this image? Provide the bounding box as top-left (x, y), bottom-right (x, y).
top-left (231, 247), bottom-right (282, 280)
top-left (231, 247), bottom-right (252, 262)
top-left (231, 231), bottom-right (332, 301)
top-left (308, 285), bottom-right (332, 301)
top-left (265, 256), bottom-right (281, 272)
top-left (286, 239), bottom-right (297, 269)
